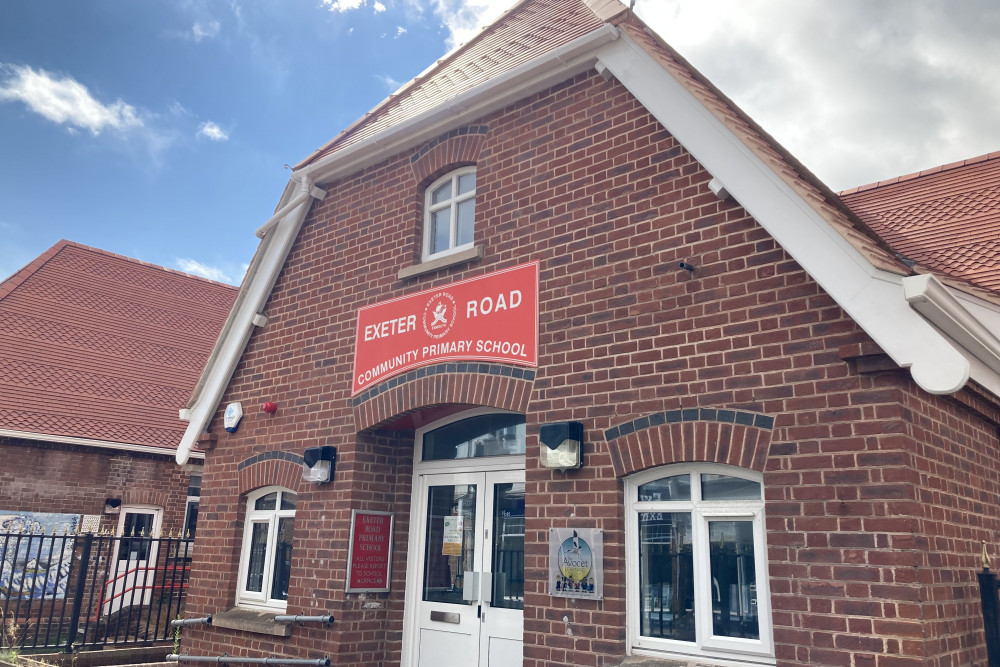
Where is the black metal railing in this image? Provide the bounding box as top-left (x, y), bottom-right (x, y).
top-left (0, 530), bottom-right (192, 652)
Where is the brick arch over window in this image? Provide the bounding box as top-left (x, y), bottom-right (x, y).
top-left (121, 488), bottom-right (169, 508)
top-left (409, 125), bottom-right (488, 184)
top-left (237, 452), bottom-right (304, 496)
top-left (605, 408), bottom-right (775, 477)
top-left (352, 363), bottom-right (535, 432)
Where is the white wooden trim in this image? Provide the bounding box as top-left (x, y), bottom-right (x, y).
top-left (595, 33), bottom-right (974, 396)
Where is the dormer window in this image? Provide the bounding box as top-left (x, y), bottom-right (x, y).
top-left (424, 167), bottom-right (476, 261)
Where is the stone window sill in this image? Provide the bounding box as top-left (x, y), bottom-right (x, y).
top-left (397, 245), bottom-right (483, 280)
top-left (211, 607), bottom-right (291, 637)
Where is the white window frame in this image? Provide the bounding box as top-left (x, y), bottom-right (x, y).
top-left (236, 486), bottom-right (296, 610)
top-left (625, 463), bottom-right (775, 666)
top-left (422, 167), bottom-right (476, 261)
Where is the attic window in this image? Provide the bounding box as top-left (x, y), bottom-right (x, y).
top-left (423, 167), bottom-right (476, 261)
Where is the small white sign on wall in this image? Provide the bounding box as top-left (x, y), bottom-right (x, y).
top-left (549, 527), bottom-right (603, 600)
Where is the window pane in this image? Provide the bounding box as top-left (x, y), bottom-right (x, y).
top-left (188, 473), bottom-right (202, 497)
top-left (280, 492), bottom-right (297, 511)
top-left (423, 414), bottom-right (526, 461)
top-left (492, 483), bottom-right (524, 610)
top-left (255, 493), bottom-right (277, 511)
top-left (709, 521), bottom-right (759, 640)
top-left (639, 512), bottom-right (694, 642)
top-left (245, 522), bottom-right (269, 593)
top-left (458, 173), bottom-right (476, 194)
top-left (457, 199), bottom-right (475, 246)
top-left (183, 500), bottom-right (199, 540)
top-left (637, 475), bottom-right (691, 502)
top-left (423, 484), bottom-right (477, 605)
top-left (700, 474), bottom-right (761, 501)
top-left (270, 517), bottom-right (294, 601)
top-left (431, 181), bottom-right (452, 204)
top-left (431, 208), bottom-right (451, 254)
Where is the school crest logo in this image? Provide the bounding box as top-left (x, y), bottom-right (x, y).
top-left (422, 291), bottom-right (456, 339)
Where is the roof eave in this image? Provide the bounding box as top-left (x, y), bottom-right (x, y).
top-left (595, 29), bottom-right (978, 395)
top-left (1, 428), bottom-right (203, 460)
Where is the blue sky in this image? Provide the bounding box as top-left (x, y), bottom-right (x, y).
top-left (3, 0), bottom-right (1000, 284)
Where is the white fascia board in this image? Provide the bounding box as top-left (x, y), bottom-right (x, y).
top-left (904, 274), bottom-right (1000, 395)
top-left (596, 33), bottom-right (969, 395)
top-left (0, 429), bottom-right (203, 460)
top-left (299, 24), bottom-right (620, 186)
top-left (176, 178), bottom-right (318, 464)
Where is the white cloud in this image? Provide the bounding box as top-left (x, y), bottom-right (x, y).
top-left (0, 64), bottom-right (142, 136)
top-left (191, 20), bottom-right (221, 42)
top-left (395, 26), bottom-right (407, 38)
top-left (374, 1), bottom-right (386, 12)
top-left (175, 258), bottom-right (235, 284)
top-left (323, 0), bottom-right (365, 12)
top-left (414, 0), bottom-right (515, 50)
top-left (633, 0), bottom-right (1000, 190)
top-left (197, 121), bottom-right (229, 141)
top-left (377, 73), bottom-right (402, 91)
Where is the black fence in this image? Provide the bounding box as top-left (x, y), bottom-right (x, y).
top-left (0, 530), bottom-right (192, 652)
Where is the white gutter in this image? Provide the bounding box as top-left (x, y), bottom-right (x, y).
top-left (0, 429), bottom-right (202, 460)
top-left (596, 32), bottom-right (972, 396)
top-left (297, 23), bottom-right (621, 186)
top-left (176, 176), bottom-right (322, 465)
top-left (904, 274), bottom-right (1000, 375)
top-left (256, 185), bottom-right (328, 239)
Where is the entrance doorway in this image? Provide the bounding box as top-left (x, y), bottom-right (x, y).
top-left (104, 506), bottom-right (162, 615)
top-left (402, 412), bottom-right (525, 667)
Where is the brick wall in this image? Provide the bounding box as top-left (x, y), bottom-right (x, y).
top-left (182, 67), bottom-right (1000, 667)
top-left (0, 437), bottom-right (196, 535)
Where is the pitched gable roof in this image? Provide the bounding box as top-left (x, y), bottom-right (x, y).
top-left (841, 152), bottom-right (1000, 295)
top-left (176, 0), bottom-right (1000, 463)
top-left (0, 240), bottom-right (237, 454)
top-left (297, 0), bottom-right (626, 169)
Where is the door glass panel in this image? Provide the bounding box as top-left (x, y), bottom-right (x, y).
top-left (637, 474), bottom-right (691, 502)
top-left (119, 513), bottom-right (154, 561)
top-left (700, 474), bottom-right (761, 500)
top-left (423, 414), bottom-right (526, 461)
top-left (255, 492), bottom-right (277, 510)
top-left (423, 484), bottom-right (477, 604)
top-left (708, 520), bottom-right (759, 639)
top-left (245, 521), bottom-right (269, 593)
top-left (638, 512), bottom-right (694, 642)
top-left (270, 517), bottom-right (294, 601)
top-left (491, 483), bottom-right (524, 610)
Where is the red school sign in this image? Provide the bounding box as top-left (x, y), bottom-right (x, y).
top-left (352, 262), bottom-right (538, 395)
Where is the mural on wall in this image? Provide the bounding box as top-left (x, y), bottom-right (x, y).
top-left (0, 511), bottom-right (80, 600)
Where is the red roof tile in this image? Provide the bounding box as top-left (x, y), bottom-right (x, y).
top-left (0, 241), bottom-right (237, 451)
top-left (841, 152), bottom-right (1000, 294)
top-left (296, 0), bottom-right (624, 169)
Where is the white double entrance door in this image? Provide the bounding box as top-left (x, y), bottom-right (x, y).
top-left (403, 469), bottom-right (525, 667)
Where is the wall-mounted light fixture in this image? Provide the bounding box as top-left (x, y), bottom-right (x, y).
top-left (104, 498), bottom-right (122, 515)
top-left (302, 446), bottom-right (337, 483)
top-left (539, 422), bottom-right (584, 470)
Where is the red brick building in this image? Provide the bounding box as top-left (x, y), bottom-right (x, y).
top-left (0, 240), bottom-right (235, 541)
top-left (174, 1), bottom-right (1000, 665)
